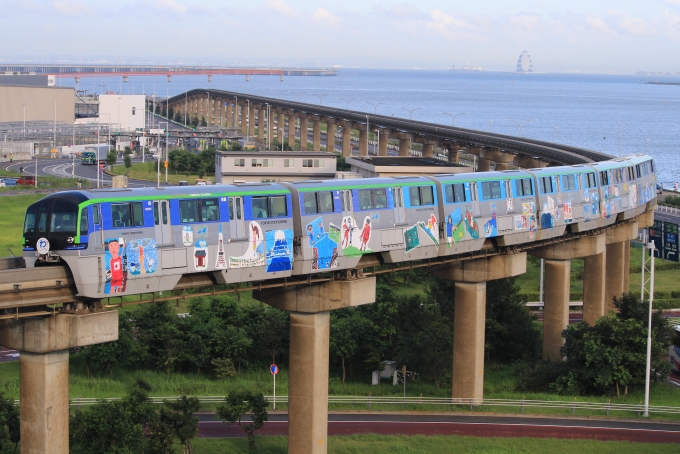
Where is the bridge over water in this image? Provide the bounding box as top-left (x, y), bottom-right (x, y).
top-left (0, 95), bottom-right (656, 453)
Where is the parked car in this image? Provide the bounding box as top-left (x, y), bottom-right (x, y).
top-left (657, 183), bottom-right (663, 194)
top-left (195, 178), bottom-right (206, 186)
top-left (17, 176), bottom-right (36, 186)
top-left (178, 180), bottom-right (188, 186)
top-left (2, 178), bottom-right (17, 187)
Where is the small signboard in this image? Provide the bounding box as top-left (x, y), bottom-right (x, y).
top-left (149, 128), bottom-right (165, 135)
top-left (270, 364), bottom-right (278, 375)
top-left (663, 222), bottom-right (679, 262)
top-left (649, 220), bottom-right (664, 258)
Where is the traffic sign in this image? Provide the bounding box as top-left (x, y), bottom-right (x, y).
top-left (270, 364), bottom-right (278, 375)
top-left (150, 128), bottom-right (165, 135)
top-left (663, 222), bottom-right (679, 262)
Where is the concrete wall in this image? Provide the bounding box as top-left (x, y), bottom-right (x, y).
top-left (98, 95), bottom-right (145, 131)
top-left (217, 151), bottom-right (337, 183)
top-left (0, 86), bottom-right (74, 123)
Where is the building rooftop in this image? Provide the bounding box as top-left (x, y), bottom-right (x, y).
top-left (217, 150), bottom-right (336, 158)
top-left (349, 156), bottom-right (466, 168)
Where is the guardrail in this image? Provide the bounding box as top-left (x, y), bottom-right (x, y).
top-left (65, 395), bottom-right (680, 417)
top-left (657, 205), bottom-right (680, 216)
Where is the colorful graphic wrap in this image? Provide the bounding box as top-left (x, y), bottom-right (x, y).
top-left (229, 221), bottom-right (265, 268)
top-left (104, 238), bottom-right (127, 294)
top-left (126, 238), bottom-right (157, 276)
top-left (307, 216), bottom-right (339, 270)
top-left (541, 196), bottom-right (559, 228)
top-left (182, 226), bottom-right (193, 246)
top-left (266, 229), bottom-right (294, 272)
top-left (194, 239), bottom-right (208, 271)
top-left (340, 215), bottom-right (373, 257)
top-left (484, 204), bottom-right (498, 238)
top-left (404, 214), bottom-right (439, 252)
top-left (445, 207), bottom-right (466, 246)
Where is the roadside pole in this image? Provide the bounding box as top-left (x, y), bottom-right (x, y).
top-left (270, 364), bottom-right (278, 410)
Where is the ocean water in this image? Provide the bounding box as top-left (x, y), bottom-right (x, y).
top-left (58, 69), bottom-right (680, 184)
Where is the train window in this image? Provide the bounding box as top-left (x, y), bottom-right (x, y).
top-left (161, 203), bottom-right (168, 225)
top-left (80, 209), bottom-right (88, 236)
top-left (228, 198), bottom-right (234, 220)
top-left (303, 193), bottom-right (318, 214)
top-left (153, 202), bottom-right (159, 225)
top-left (200, 199), bottom-right (220, 222)
top-left (409, 186), bottom-right (435, 206)
top-left (112, 203), bottom-right (131, 228)
top-left (270, 196), bottom-right (288, 217)
top-left (252, 197), bottom-right (269, 218)
top-left (23, 203), bottom-right (39, 235)
top-left (318, 192), bottom-right (334, 213)
top-left (481, 181), bottom-right (502, 199)
top-left (358, 189), bottom-right (372, 210)
top-left (650, 161), bottom-right (654, 172)
top-left (50, 200), bottom-right (78, 234)
top-left (38, 202), bottom-right (49, 233)
top-left (132, 202), bottom-right (144, 227)
top-left (515, 178), bottom-right (533, 196)
top-left (627, 167), bottom-right (635, 181)
top-left (93, 205), bottom-right (100, 225)
top-left (539, 177), bottom-right (554, 194)
top-left (562, 174), bottom-right (577, 191)
top-left (179, 200), bottom-right (199, 223)
top-left (444, 184), bottom-right (466, 203)
top-left (358, 188), bottom-right (388, 210)
top-left (585, 172), bottom-right (597, 188)
top-left (599, 171), bottom-right (609, 186)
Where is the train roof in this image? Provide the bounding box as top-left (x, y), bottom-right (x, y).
top-left (588, 159), bottom-right (631, 170)
top-left (431, 170), bottom-right (531, 183)
top-left (622, 154), bottom-right (654, 165)
top-left (281, 176), bottom-right (435, 192)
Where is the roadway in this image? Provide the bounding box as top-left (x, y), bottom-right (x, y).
top-left (195, 412), bottom-right (680, 443)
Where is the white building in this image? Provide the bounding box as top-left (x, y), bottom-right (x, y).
top-left (98, 94), bottom-right (145, 131)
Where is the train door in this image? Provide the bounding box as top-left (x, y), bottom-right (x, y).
top-left (341, 190), bottom-right (353, 218)
top-left (393, 187), bottom-right (406, 224)
top-left (470, 183), bottom-right (480, 216)
top-left (228, 196), bottom-right (245, 238)
top-left (153, 200), bottom-right (172, 244)
top-left (92, 205), bottom-right (103, 250)
top-left (504, 180), bottom-right (514, 213)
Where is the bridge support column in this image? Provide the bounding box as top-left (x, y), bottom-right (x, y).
top-left (477, 158), bottom-right (491, 172)
top-left (531, 234), bottom-right (605, 360)
top-left (543, 260), bottom-right (570, 361)
top-left (300, 117), bottom-right (308, 150)
top-left (0, 311), bottom-right (119, 454)
top-left (313, 119), bottom-right (321, 151)
top-left (359, 129), bottom-right (368, 157)
top-left (583, 251), bottom-right (606, 325)
top-left (249, 105), bottom-right (256, 138)
top-left (287, 114), bottom-right (296, 149)
top-left (254, 277), bottom-right (376, 454)
top-left (258, 108), bottom-right (266, 140)
top-left (326, 122), bottom-right (336, 153)
top-left (448, 146), bottom-right (460, 163)
top-left (340, 123), bottom-right (351, 157)
top-left (240, 104), bottom-right (247, 134)
top-left (208, 98), bottom-right (214, 125)
top-left (398, 139), bottom-right (409, 156)
top-left (226, 102), bottom-right (233, 127)
top-left (604, 222), bottom-right (638, 312)
top-left (378, 130), bottom-right (389, 156)
top-left (428, 253), bottom-right (526, 400)
top-left (277, 112), bottom-right (285, 143)
top-left (495, 162), bottom-right (509, 171)
top-left (217, 99), bottom-right (224, 127)
top-left (422, 143), bottom-right (434, 158)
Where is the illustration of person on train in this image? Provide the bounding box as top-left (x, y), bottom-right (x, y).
top-left (359, 218), bottom-right (371, 251)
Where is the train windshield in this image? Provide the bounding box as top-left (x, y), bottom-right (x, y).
top-left (49, 200), bottom-right (78, 235)
top-left (23, 203), bottom-right (39, 235)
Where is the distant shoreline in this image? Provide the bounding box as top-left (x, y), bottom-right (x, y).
top-left (645, 81), bottom-right (680, 86)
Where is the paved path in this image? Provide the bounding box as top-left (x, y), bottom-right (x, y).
top-left (196, 412), bottom-right (680, 443)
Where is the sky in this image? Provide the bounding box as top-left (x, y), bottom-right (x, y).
top-left (1, 0), bottom-right (680, 73)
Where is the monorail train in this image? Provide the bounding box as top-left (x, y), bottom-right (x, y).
top-left (22, 154), bottom-right (657, 299)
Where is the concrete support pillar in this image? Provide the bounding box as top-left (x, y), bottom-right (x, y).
top-left (605, 242), bottom-right (626, 312)
top-left (495, 162), bottom-right (509, 171)
top-left (477, 158), bottom-right (491, 172)
top-left (288, 312), bottom-right (330, 454)
top-left (258, 108), bottom-right (266, 140)
top-left (217, 99), bottom-right (224, 127)
top-left (287, 114), bottom-right (296, 149)
top-left (453, 282), bottom-right (486, 400)
top-left (299, 117), bottom-right (308, 151)
top-left (543, 260), bottom-right (570, 361)
top-left (207, 98), bottom-right (213, 125)
top-left (378, 130), bottom-right (389, 156)
top-left (277, 112), bottom-right (285, 143)
top-left (623, 241), bottom-right (630, 294)
top-left (341, 124), bottom-right (351, 157)
top-left (583, 251), bottom-right (606, 325)
top-left (326, 123), bottom-right (336, 153)
top-left (448, 147), bottom-right (460, 163)
top-left (21, 350), bottom-right (70, 454)
top-left (240, 105), bottom-right (247, 134)
top-left (398, 138), bottom-right (410, 157)
top-left (249, 105), bottom-right (256, 138)
top-left (313, 120), bottom-right (321, 151)
top-left (226, 102), bottom-right (233, 127)
top-left (422, 143), bottom-right (434, 158)
top-left (359, 129), bottom-right (368, 157)
top-left (267, 109), bottom-right (275, 148)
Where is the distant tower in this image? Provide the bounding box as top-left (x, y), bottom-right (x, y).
top-left (516, 51), bottom-right (533, 73)
top-left (215, 230), bottom-right (227, 269)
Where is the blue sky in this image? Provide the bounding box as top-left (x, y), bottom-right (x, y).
top-left (1, 0), bottom-right (680, 73)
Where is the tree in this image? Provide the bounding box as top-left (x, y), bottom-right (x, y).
top-left (217, 391), bottom-right (269, 452)
top-left (124, 154), bottom-right (132, 171)
top-left (105, 150), bottom-right (117, 166)
top-left (336, 155), bottom-right (351, 171)
top-left (330, 309), bottom-right (374, 383)
top-left (0, 393), bottom-right (19, 451)
top-left (123, 146), bottom-right (132, 155)
top-left (550, 293), bottom-right (673, 396)
top-left (231, 142), bottom-right (243, 151)
top-left (201, 117), bottom-right (207, 127)
top-left (162, 395), bottom-right (200, 454)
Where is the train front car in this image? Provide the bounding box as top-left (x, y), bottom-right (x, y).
top-left (23, 191), bottom-right (91, 267)
top-left (623, 154), bottom-right (657, 215)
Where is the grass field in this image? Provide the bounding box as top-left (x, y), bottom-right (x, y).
top-left (110, 162), bottom-right (207, 185)
top-left (191, 434), bottom-right (680, 454)
top-left (0, 194), bottom-right (43, 255)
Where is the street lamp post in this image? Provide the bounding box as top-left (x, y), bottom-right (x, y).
top-left (399, 108), bottom-right (423, 157)
top-left (366, 101), bottom-right (386, 114)
top-left (311, 94), bottom-right (330, 105)
top-left (440, 111), bottom-right (468, 127)
top-left (338, 98), bottom-right (359, 109)
top-left (375, 129), bottom-right (380, 156)
top-left (246, 99), bottom-right (250, 142)
top-left (160, 121), bottom-right (169, 184)
top-left (504, 118), bottom-right (538, 138)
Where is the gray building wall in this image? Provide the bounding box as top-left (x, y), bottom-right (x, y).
top-left (0, 86), bottom-right (75, 124)
top-left (0, 75), bottom-right (49, 87)
top-left (216, 151), bottom-right (337, 183)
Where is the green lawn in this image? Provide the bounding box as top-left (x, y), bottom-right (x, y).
top-left (110, 162), bottom-right (207, 185)
top-left (192, 434), bottom-right (680, 454)
top-left (0, 194), bottom-right (43, 256)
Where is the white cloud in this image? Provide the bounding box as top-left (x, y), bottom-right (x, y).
top-left (52, 0), bottom-right (94, 15)
top-left (618, 17), bottom-right (653, 35)
top-left (426, 9), bottom-right (466, 35)
top-left (260, 0), bottom-right (295, 17)
top-left (508, 14), bottom-right (539, 29)
top-left (584, 16), bottom-right (617, 36)
top-left (312, 8), bottom-right (340, 26)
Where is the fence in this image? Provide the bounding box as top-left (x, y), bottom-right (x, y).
top-left (64, 395), bottom-right (680, 417)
